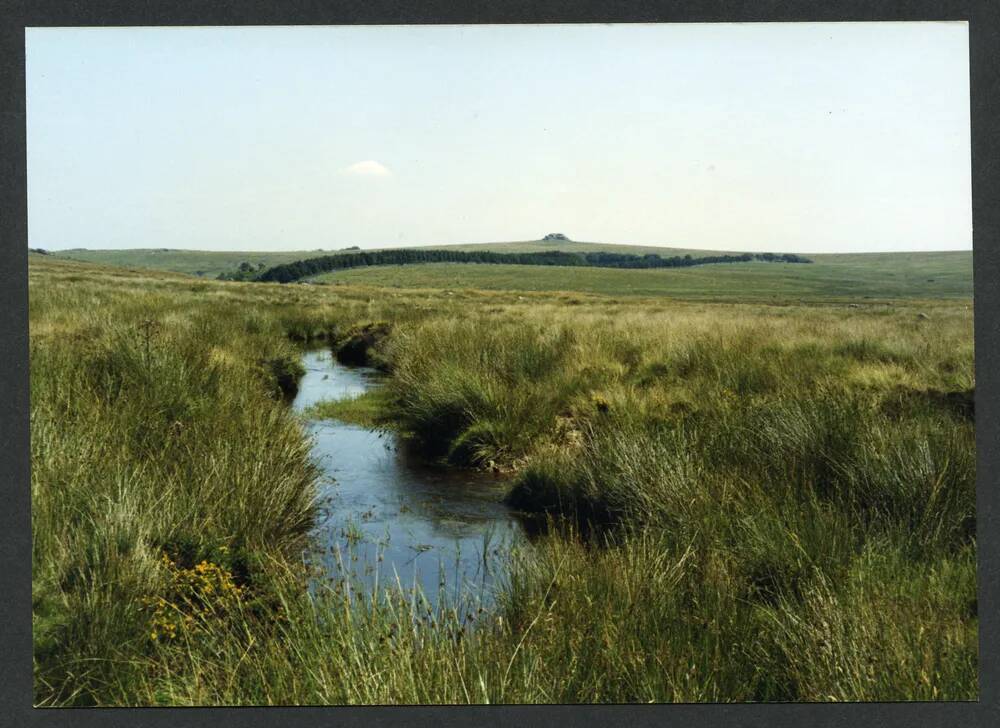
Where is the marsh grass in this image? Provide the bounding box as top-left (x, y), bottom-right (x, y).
top-left (31, 257), bottom-right (976, 704)
top-left (304, 388), bottom-right (394, 428)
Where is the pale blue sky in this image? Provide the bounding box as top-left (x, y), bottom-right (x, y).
top-left (26, 23), bottom-right (971, 253)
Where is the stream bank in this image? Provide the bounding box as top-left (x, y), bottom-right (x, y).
top-left (293, 348), bottom-right (529, 607)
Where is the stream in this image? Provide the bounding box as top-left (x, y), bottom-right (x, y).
top-left (293, 349), bottom-right (528, 608)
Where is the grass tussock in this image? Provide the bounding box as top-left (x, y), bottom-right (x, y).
top-left (332, 321), bottom-right (393, 370)
top-left (304, 387), bottom-right (394, 428)
top-left (31, 256), bottom-right (976, 704)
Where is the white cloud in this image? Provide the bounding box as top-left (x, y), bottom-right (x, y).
top-left (342, 160), bottom-right (392, 177)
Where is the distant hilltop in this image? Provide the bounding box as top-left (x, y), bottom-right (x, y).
top-left (542, 233), bottom-right (570, 242)
top-left (252, 247), bottom-right (812, 283)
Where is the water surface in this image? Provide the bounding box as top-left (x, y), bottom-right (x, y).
top-left (294, 349), bottom-right (527, 607)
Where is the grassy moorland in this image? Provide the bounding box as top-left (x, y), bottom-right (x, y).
top-left (48, 242), bottom-right (972, 302)
top-left (46, 247), bottom-right (358, 278)
top-left (30, 253), bottom-right (976, 704)
top-left (47, 240), bottom-right (730, 278)
top-left (425, 239), bottom-right (744, 257)
top-left (313, 250), bottom-right (972, 301)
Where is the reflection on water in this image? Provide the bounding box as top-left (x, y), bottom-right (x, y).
top-left (293, 349), bottom-right (527, 607)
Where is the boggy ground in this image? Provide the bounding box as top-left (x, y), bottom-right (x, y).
top-left (30, 254), bottom-right (976, 704)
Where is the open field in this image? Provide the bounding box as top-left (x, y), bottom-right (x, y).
top-left (48, 243), bottom-right (972, 302)
top-left (46, 248), bottom-right (355, 278)
top-left (422, 239), bottom-right (746, 257)
top-left (31, 254), bottom-right (976, 704)
top-left (47, 240), bottom-right (741, 277)
top-left (312, 251), bottom-right (972, 301)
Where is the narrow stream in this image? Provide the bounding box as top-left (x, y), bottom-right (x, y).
top-left (293, 349), bottom-right (528, 608)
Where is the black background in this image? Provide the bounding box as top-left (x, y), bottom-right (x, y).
top-left (2, 2), bottom-right (997, 726)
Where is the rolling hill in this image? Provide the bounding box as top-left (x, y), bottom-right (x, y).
top-left (44, 241), bottom-right (973, 302)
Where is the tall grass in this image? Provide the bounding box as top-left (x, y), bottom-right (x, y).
top-left (30, 257), bottom-right (977, 704)
top-left (31, 270), bottom-right (320, 704)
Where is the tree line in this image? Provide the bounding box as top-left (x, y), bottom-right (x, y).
top-left (240, 248), bottom-right (812, 284)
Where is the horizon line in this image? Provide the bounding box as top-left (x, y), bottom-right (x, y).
top-left (29, 239), bottom-right (974, 257)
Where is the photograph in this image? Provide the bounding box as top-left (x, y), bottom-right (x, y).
top-left (26, 21), bottom-right (976, 706)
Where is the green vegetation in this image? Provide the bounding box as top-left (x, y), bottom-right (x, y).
top-left (50, 247), bottom-right (349, 278)
top-left (49, 242), bottom-right (971, 303)
top-left (31, 254), bottom-right (976, 704)
top-left (256, 247), bottom-right (810, 284)
top-left (333, 321), bottom-right (393, 369)
top-left (265, 353), bottom-right (307, 399)
top-left (314, 251), bottom-right (972, 301)
top-left (217, 260), bottom-right (269, 281)
top-left (304, 388), bottom-right (394, 428)
top-left (48, 240), bottom-right (747, 278)
top-left (424, 239), bottom-right (746, 257)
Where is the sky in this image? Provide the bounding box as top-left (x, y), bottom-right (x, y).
top-left (25, 23), bottom-right (971, 254)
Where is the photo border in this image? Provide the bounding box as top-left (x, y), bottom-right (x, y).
top-left (2, 2), bottom-right (997, 726)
